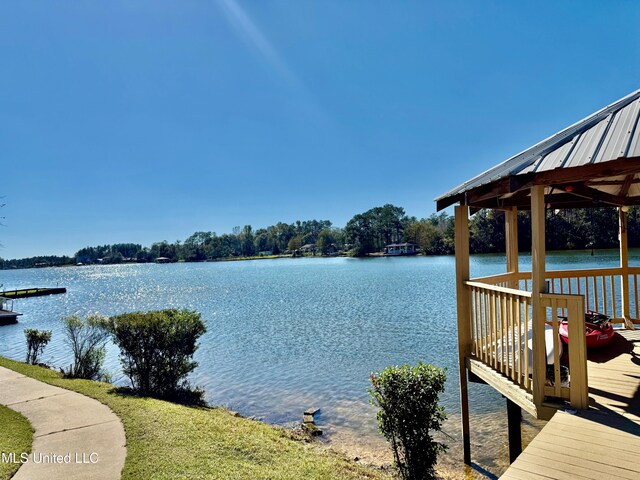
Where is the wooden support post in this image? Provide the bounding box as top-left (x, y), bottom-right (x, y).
top-left (505, 207), bottom-right (519, 289)
top-left (619, 208), bottom-right (634, 329)
top-left (530, 186), bottom-right (548, 413)
top-left (454, 205), bottom-right (472, 465)
top-left (506, 398), bottom-right (522, 463)
top-left (567, 297), bottom-right (589, 409)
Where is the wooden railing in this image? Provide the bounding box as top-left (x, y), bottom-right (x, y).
top-left (545, 268), bottom-right (622, 320)
top-left (470, 271), bottom-right (529, 289)
top-left (540, 293), bottom-right (588, 407)
top-left (467, 281), bottom-right (533, 394)
top-left (472, 266), bottom-right (640, 325)
top-left (466, 279), bottom-right (589, 411)
top-left (628, 266), bottom-right (640, 321)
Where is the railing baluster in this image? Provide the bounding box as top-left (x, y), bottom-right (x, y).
top-left (504, 293), bottom-right (509, 376)
top-left (583, 276), bottom-right (588, 311)
top-left (490, 291), bottom-right (496, 369)
top-left (480, 292), bottom-right (487, 362)
top-left (524, 299), bottom-right (530, 391)
top-left (633, 274), bottom-right (640, 319)
top-left (478, 289), bottom-right (482, 355)
top-left (516, 298), bottom-right (522, 386)
top-left (473, 289), bottom-right (478, 356)
top-left (501, 293), bottom-right (507, 375)
top-left (484, 291), bottom-right (489, 363)
top-left (494, 290), bottom-right (499, 370)
top-left (471, 288), bottom-right (477, 355)
top-left (485, 292), bottom-right (493, 365)
top-left (510, 295), bottom-right (516, 382)
top-left (610, 275), bottom-right (616, 318)
top-left (496, 292), bottom-right (501, 372)
top-left (551, 298), bottom-right (561, 398)
top-left (478, 289), bottom-right (483, 357)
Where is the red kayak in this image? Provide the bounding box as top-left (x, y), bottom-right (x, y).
top-left (559, 310), bottom-right (615, 349)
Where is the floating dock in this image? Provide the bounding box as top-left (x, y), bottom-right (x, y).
top-left (0, 309), bottom-right (22, 325)
top-left (0, 287), bottom-right (67, 299)
top-left (0, 297), bottom-right (22, 325)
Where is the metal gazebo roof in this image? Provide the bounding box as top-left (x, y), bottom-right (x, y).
top-left (436, 88), bottom-right (640, 210)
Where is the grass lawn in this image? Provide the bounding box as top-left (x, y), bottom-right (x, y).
top-left (0, 357), bottom-right (389, 480)
top-left (0, 405), bottom-right (33, 480)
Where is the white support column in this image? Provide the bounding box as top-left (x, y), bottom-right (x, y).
top-left (454, 205), bottom-right (472, 464)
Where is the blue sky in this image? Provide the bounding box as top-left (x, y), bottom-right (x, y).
top-left (1, 1), bottom-right (639, 259)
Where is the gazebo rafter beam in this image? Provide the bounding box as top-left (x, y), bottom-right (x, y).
top-left (586, 179), bottom-right (640, 186)
top-left (466, 178), bottom-right (512, 204)
top-left (619, 174), bottom-right (635, 198)
top-left (532, 156), bottom-right (640, 186)
top-left (471, 190), bottom-right (640, 210)
top-left (440, 157), bottom-right (640, 210)
top-left (555, 183), bottom-right (626, 206)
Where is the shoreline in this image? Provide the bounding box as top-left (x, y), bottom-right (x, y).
top-left (0, 354), bottom-right (539, 480)
top-left (0, 247), bottom-right (623, 272)
top-left (0, 357), bottom-right (391, 479)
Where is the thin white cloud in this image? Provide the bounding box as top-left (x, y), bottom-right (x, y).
top-left (216, 0), bottom-right (298, 87)
top-left (215, 0), bottom-right (331, 126)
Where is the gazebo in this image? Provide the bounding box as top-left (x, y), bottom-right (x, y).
top-left (435, 89), bottom-right (640, 468)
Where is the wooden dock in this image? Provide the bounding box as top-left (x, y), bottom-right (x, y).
top-left (0, 296), bottom-right (22, 325)
top-left (0, 309), bottom-right (22, 325)
top-left (0, 287), bottom-right (66, 299)
top-left (501, 329), bottom-right (640, 480)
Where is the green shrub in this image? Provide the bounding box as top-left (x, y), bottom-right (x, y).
top-left (106, 309), bottom-right (206, 403)
top-left (369, 362), bottom-right (447, 480)
top-left (24, 329), bottom-right (52, 365)
top-left (61, 315), bottom-right (110, 380)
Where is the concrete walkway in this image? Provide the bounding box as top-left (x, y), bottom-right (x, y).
top-left (0, 366), bottom-right (126, 480)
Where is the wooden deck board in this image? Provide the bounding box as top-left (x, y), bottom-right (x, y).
top-left (500, 330), bottom-right (640, 479)
top-left (522, 445), bottom-right (639, 480)
top-left (548, 414), bottom-right (640, 441)
top-left (500, 468), bottom-right (561, 480)
top-left (517, 452), bottom-right (632, 480)
top-left (524, 443), bottom-right (640, 475)
top-left (508, 458), bottom-right (594, 480)
top-left (531, 430), bottom-right (640, 464)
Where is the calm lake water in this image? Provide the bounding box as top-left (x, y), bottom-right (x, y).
top-left (0, 250), bottom-right (633, 476)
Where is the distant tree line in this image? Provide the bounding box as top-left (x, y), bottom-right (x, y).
top-left (1, 205), bottom-right (638, 269)
top-left (0, 255), bottom-right (75, 270)
top-left (343, 205), bottom-right (640, 256)
top-left (0, 219), bottom-right (343, 268)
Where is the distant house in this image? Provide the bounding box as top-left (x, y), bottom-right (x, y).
top-left (321, 243), bottom-right (339, 255)
top-left (299, 244), bottom-right (317, 253)
top-left (155, 257), bottom-right (173, 264)
top-left (384, 243), bottom-right (417, 256)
